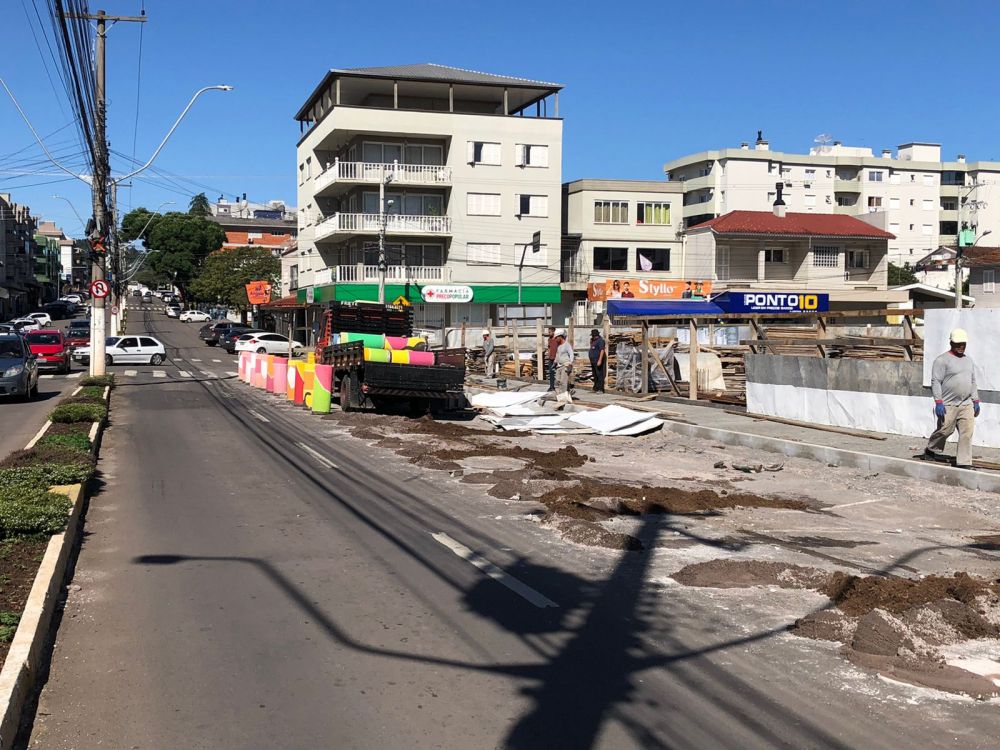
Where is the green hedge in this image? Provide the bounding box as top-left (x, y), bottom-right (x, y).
top-left (50, 402), bottom-right (107, 424)
top-left (79, 374), bottom-right (114, 388)
top-left (58, 394), bottom-right (106, 407)
top-left (36, 432), bottom-right (92, 453)
top-left (77, 386), bottom-right (105, 400)
top-left (0, 488), bottom-right (72, 537)
top-left (0, 460), bottom-right (94, 488)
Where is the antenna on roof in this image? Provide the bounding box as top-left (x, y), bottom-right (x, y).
top-left (814, 133), bottom-right (834, 155)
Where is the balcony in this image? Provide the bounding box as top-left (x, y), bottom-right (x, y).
top-left (834, 179), bottom-right (860, 192)
top-left (314, 212), bottom-right (452, 242)
top-left (680, 173), bottom-right (714, 192)
top-left (313, 159), bottom-right (452, 196)
top-left (335, 264), bottom-right (448, 283)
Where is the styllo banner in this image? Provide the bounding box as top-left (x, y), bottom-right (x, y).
top-left (245, 281), bottom-right (273, 305)
top-left (587, 278), bottom-right (712, 302)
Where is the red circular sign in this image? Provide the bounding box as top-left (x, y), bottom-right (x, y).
top-left (90, 280), bottom-right (110, 298)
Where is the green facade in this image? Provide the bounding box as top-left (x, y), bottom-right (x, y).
top-left (297, 283), bottom-right (561, 305)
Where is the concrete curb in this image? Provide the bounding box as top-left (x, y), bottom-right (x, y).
top-left (660, 419), bottom-right (1000, 493)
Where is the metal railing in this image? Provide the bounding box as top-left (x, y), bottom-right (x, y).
top-left (335, 264), bottom-right (446, 283)
top-left (314, 159), bottom-right (452, 190)
top-left (315, 212), bottom-right (452, 238)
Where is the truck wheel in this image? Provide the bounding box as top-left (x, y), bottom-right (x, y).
top-left (339, 372), bottom-right (360, 412)
top-left (408, 398), bottom-right (429, 417)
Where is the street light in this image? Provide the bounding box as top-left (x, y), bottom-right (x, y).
top-left (955, 229), bottom-right (993, 310)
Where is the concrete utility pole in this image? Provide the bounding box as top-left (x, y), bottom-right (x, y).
top-left (67, 9), bottom-right (147, 375)
top-left (377, 170), bottom-right (394, 304)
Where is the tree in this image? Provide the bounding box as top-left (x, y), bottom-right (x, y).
top-left (188, 192), bottom-right (212, 217)
top-left (888, 262), bottom-right (919, 286)
top-left (189, 246), bottom-right (280, 323)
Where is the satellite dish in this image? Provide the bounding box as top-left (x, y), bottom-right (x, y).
top-left (814, 133), bottom-right (834, 155)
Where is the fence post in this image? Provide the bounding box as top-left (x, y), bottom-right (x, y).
top-left (535, 319), bottom-right (544, 382)
top-left (689, 319), bottom-right (699, 400)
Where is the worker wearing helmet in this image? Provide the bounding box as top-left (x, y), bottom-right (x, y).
top-left (482, 329), bottom-right (497, 379)
top-left (925, 328), bottom-right (980, 469)
top-left (553, 328), bottom-right (575, 407)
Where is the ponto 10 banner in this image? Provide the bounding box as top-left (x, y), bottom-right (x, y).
top-left (587, 278), bottom-right (712, 302)
top-left (719, 292), bottom-right (829, 313)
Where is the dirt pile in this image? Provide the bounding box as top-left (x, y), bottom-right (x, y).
top-left (671, 559), bottom-right (830, 589)
top-left (821, 571), bottom-right (1000, 617)
top-left (432, 444), bottom-right (589, 472)
top-left (549, 519), bottom-right (644, 552)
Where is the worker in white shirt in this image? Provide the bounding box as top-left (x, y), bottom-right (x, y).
top-left (553, 328), bottom-right (575, 407)
top-left (482, 329), bottom-right (497, 378)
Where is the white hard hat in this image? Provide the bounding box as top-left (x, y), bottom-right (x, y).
top-left (481, 329), bottom-right (490, 336)
top-left (951, 328), bottom-right (969, 343)
top-left (554, 328), bottom-right (567, 337)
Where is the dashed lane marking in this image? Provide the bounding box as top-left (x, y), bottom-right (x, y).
top-left (40, 374), bottom-right (54, 379)
top-left (124, 370), bottom-right (138, 377)
top-left (296, 442), bottom-right (339, 470)
top-left (153, 370), bottom-right (167, 378)
top-left (67, 372), bottom-right (81, 379)
top-left (190, 358), bottom-right (202, 362)
top-left (225, 371), bottom-right (238, 377)
top-left (212, 359), bottom-right (222, 363)
top-left (178, 370), bottom-right (192, 378)
top-left (431, 532), bottom-right (558, 608)
top-left (247, 409), bottom-right (270, 423)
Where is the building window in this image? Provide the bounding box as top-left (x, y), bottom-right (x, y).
top-left (404, 244), bottom-right (444, 267)
top-left (868, 170), bottom-right (884, 182)
top-left (889, 197), bottom-right (901, 210)
top-left (836, 195), bottom-right (854, 207)
top-left (922, 199), bottom-right (935, 211)
top-left (636, 248), bottom-right (670, 271)
top-left (516, 243), bottom-right (548, 267)
top-left (289, 264), bottom-right (299, 290)
top-left (804, 194), bottom-right (816, 207)
top-left (594, 200), bottom-right (628, 224)
top-left (467, 192), bottom-right (501, 216)
top-left (467, 242), bottom-right (501, 264)
top-left (594, 247), bottom-right (628, 271)
top-left (306, 158), bottom-right (312, 179)
top-left (985, 269), bottom-right (996, 293)
top-left (636, 202), bottom-right (670, 225)
top-left (516, 194), bottom-right (548, 217)
top-left (404, 144), bottom-right (444, 165)
top-left (765, 248), bottom-right (787, 263)
top-left (867, 196), bottom-right (882, 211)
top-left (805, 169), bottom-right (816, 179)
top-left (467, 141), bottom-right (501, 165)
top-left (923, 174), bottom-right (935, 186)
top-left (909, 223), bottom-right (915, 231)
top-left (515, 144), bottom-right (549, 167)
top-left (889, 222), bottom-right (901, 234)
top-left (846, 250), bottom-right (868, 269)
top-left (298, 164), bottom-right (305, 185)
top-left (921, 224), bottom-right (934, 236)
top-left (942, 199), bottom-right (957, 211)
top-left (813, 245), bottom-right (839, 268)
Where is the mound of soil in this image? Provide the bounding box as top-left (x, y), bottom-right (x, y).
top-left (792, 610), bottom-right (857, 643)
top-left (549, 519), bottom-right (644, 551)
top-left (822, 571), bottom-right (1000, 617)
top-left (671, 559), bottom-right (832, 590)
top-left (432, 445), bottom-right (589, 471)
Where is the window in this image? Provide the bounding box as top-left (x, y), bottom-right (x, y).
top-left (515, 144), bottom-right (549, 167)
top-left (985, 269), bottom-right (996, 293)
top-left (889, 222), bottom-right (901, 234)
top-left (363, 142), bottom-right (402, 164)
top-left (298, 164), bottom-right (305, 185)
top-left (942, 199), bottom-right (957, 211)
top-left (889, 197), bottom-right (901, 210)
top-left (922, 199), bottom-right (935, 211)
top-left (867, 196), bottom-right (882, 210)
top-left (635, 248), bottom-right (670, 271)
top-left (516, 243), bottom-right (548, 267)
top-left (813, 246), bottom-right (839, 268)
top-left (804, 194), bottom-right (816, 207)
top-left (846, 250), bottom-right (868, 269)
top-left (764, 248), bottom-right (787, 263)
top-left (636, 202), bottom-right (670, 225)
top-left (517, 194), bottom-right (548, 217)
top-left (404, 144), bottom-right (443, 165)
top-left (306, 158), bottom-right (312, 179)
top-left (921, 224), bottom-right (934, 236)
top-left (868, 170), bottom-right (884, 182)
top-left (910, 174), bottom-right (916, 182)
top-left (467, 141), bottom-right (501, 165)
top-left (140, 337), bottom-right (158, 348)
top-left (289, 264), bottom-right (299, 290)
top-left (594, 200), bottom-right (628, 223)
top-left (837, 195), bottom-right (854, 206)
top-left (593, 247), bottom-right (628, 271)
top-left (467, 242), bottom-right (500, 265)
top-left (467, 192), bottom-right (501, 216)
top-left (118, 337), bottom-right (139, 349)
top-left (403, 194), bottom-right (443, 216)
top-left (890, 172), bottom-right (901, 185)
top-left (805, 169), bottom-right (816, 179)
top-left (909, 224), bottom-right (915, 231)
top-left (923, 174), bottom-right (935, 186)
top-left (909, 199), bottom-right (915, 206)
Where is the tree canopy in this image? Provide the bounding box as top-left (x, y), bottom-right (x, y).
top-left (888, 262), bottom-right (919, 287)
top-left (189, 246), bottom-right (281, 315)
top-left (189, 192), bottom-right (212, 217)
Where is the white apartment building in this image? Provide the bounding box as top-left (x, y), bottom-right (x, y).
top-left (290, 63), bottom-right (563, 329)
top-left (664, 137), bottom-right (1000, 284)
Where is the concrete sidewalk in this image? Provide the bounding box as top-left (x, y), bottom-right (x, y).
top-left (469, 376), bottom-right (1000, 493)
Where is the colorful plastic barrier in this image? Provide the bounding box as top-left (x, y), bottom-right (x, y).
top-left (253, 355), bottom-right (267, 389)
top-left (292, 362), bottom-right (306, 405)
top-left (272, 357), bottom-right (288, 395)
top-left (265, 355), bottom-right (275, 392)
top-left (238, 351), bottom-right (248, 381)
top-left (363, 347), bottom-right (391, 363)
top-left (408, 351), bottom-right (435, 367)
top-left (312, 364), bottom-right (333, 414)
top-left (303, 363), bottom-right (315, 408)
top-left (286, 359), bottom-right (296, 401)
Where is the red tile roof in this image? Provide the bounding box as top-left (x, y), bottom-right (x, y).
top-left (223, 231), bottom-right (294, 248)
top-left (687, 210), bottom-right (895, 240)
top-left (961, 246), bottom-right (1000, 267)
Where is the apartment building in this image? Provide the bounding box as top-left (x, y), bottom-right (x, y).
top-left (290, 63), bottom-right (563, 329)
top-left (34, 220), bottom-right (65, 302)
top-left (1, 193), bottom-right (39, 319)
top-left (664, 137), bottom-right (1000, 282)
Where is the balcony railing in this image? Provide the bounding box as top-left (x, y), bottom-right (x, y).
top-left (314, 212), bottom-right (452, 241)
top-left (314, 159), bottom-right (452, 193)
top-left (335, 264), bottom-right (447, 283)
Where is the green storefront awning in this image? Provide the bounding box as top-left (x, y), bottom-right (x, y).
top-left (297, 283), bottom-right (561, 305)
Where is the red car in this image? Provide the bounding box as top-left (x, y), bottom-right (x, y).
top-left (26, 329), bottom-right (71, 374)
top-left (64, 320), bottom-right (91, 350)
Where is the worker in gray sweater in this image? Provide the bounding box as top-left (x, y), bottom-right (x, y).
top-left (925, 328), bottom-right (981, 469)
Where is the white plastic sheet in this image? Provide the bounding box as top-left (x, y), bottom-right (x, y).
top-left (923, 309), bottom-right (1000, 391)
top-left (566, 404), bottom-right (656, 435)
top-left (469, 390), bottom-right (548, 409)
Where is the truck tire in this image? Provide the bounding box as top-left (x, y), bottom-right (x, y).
top-left (339, 371), bottom-right (360, 412)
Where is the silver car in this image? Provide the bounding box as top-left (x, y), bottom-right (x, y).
top-left (0, 334), bottom-right (40, 399)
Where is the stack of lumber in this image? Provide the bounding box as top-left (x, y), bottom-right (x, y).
top-left (757, 325), bottom-right (822, 356)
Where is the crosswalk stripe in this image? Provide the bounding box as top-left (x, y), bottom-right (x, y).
top-left (191, 358), bottom-right (202, 362)
top-left (178, 370), bottom-right (192, 377)
top-left (211, 359), bottom-right (222, 363)
top-left (124, 370), bottom-right (137, 377)
top-left (40, 374), bottom-right (54, 379)
top-left (67, 372), bottom-right (82, 379)
top-left (153, 370), bottom-right (167, 378)
top-left (225, 371), bottom-right (237, 377)
top-left (203, 372), bottom-right (218, 379)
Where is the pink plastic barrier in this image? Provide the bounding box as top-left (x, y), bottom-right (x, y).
top-left (271, 357), bottom-right (288, 395)
top-left (265, 355), bottom-right (275, 392)
top-left (408, 351), bottom-right (435, 366)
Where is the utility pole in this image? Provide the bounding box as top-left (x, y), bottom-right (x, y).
top-left (67, 9), bottom-right (146, 375)
top-left (377, 170), bottom-right (394, 304)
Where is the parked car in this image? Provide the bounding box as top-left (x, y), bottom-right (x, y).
top-left (221, 328), bottom-right (263, 354)
top-left (27, 312), bottom-right (52, 327)
top-left (74, 335), bottom-right (166, 366)
top-left (9, 317), bottom-right (41, 332)
top-left (200, 321), bottom-right (244, 346)
top-left (180, 310), bottom-right (211, 323)
top-left (61, 293), bottom-right (83, 304)
top-left (25, 329), bottom-right (71, 373)
top-left (65, 320), bottom-right (91, 350)
top-left (0, 325), bottom-right (14, 335)
top-left (235, 332), bottom-right (304, 356)
top-left (0, 333), bottom-right (39, 399)
top-left (44, 301), bottom-right (75, 319)
top-left (165, 305), bottom-right (181, 318)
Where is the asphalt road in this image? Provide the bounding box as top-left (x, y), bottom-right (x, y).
top-left (20, 306), bottom-right (1000, 748)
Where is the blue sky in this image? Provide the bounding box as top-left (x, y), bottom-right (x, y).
top-left (3, 0), bottom-right (1000, 236)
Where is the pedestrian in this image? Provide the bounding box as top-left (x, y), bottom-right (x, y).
top-left (553, 328), bottom-right (574, 407)
top-left (589, 328), bottom-right (607, 393)
top-left (925, 328), bottom-right (981, 469)
top-left (547, 325), bottom-right (558, 391)
top-left (482, 329), bottom-right (497, 378)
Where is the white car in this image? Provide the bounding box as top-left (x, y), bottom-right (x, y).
top-left (165, 306), bottom-right (181, 318)
top-left (234, 332), bottom-right (304, 357)
top-left (73, 335), bottom-right (167, 365)
top-left (28, 312), bottom-right (53, 326)
top-left (180, 310), bottom-right (211, 323)
top-left (9, 317), bottom-right (41, 332)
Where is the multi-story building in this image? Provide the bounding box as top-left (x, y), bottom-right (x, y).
top-left (664, 137), bottom-right (1000, 283)
top-left (1, 193), bottom-right (39, 319)
top-left (290, 63), bottom-right (563, 329)
top-left (35, 220), bottom-right (66, 301)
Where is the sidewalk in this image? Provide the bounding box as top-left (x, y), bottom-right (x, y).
top-left (468, 376), bottom-right (1000, 493)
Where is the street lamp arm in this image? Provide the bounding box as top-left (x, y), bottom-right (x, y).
top-left (114, 86), bottom-right (233, 184)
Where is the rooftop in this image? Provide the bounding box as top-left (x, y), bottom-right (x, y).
top-left (959, 246), bottom-right (1000, 267)
top-left (686, 210), bottom-right (897, 240)
top-left (564, 179), bottom-right (683, 194)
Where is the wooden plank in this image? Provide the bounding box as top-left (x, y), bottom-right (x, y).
top-left (724, 409), bottom-right (888, 440)
top-left (739, 337), bottom-right (922, 347)
top-left (640, 321), bottom-right (649, 394)
top-left (647, 339), bottom-right (681, 396)
top-left (689, 320), bottom-right (698, 401)
top-left (535, 319), bottom-right (544, 382)
top-left (613, 307), bottom-right (927, 324)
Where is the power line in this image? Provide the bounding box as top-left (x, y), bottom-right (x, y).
top-left (127, 0), bottom-right (146, 213)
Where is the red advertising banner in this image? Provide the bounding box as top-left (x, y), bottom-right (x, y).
top-left (245, 281), bottom-right (273, 305)
top-left (587, 278), bottom-right (712, 302)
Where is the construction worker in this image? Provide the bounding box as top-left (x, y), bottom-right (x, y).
top-left (547, 326), bottom-right (558, 391)
top-left (925, 328), bottom-right (980, 469)
top-left (553, 328), bottom-right (574, 407)
top-left (482, 329), bottom-right (497, 378)
top-left (589, 328), bottom-right (607, 393)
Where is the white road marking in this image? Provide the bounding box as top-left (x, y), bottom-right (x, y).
top-left (67, 372), bottom-right (81, 379)
top-left (212, 359), bottom-right (222, 363)
top-left (247, 409), bottom-right (270, 423)
top-left (225, 371), bottom-right (237, 377)
top-left (124, 370), bottom-right (138, 377)
top-left (190, 358), bottom-right (202, 362)
top-left (837, 497), bottom-right (891, 509)
top-left (431, 532), bottom-right (558, 609)
top-left (178, 370), bottom-right (192, 378)
top-left (40, 374), bottom-right (54, 379)
top-left (153, 370), bottom-right (167, 378)
top-left (296, 442), bottom-right (339, 470)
